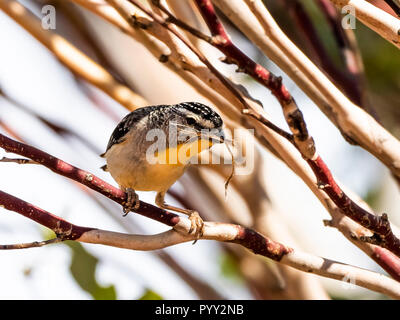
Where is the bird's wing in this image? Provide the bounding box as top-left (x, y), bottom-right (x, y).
top-left (102, 106), bottom-right (162, 155)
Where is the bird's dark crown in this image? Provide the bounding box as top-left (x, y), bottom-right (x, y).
top-left (174, 102), bottom-right (223, 129)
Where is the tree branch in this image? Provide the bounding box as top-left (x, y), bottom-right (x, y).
top-left (108, 0), bottom-right (295, 143)
top-left (122, 0), bottom-right (250, 111)
top-left (0, 189), bottom-right (94, 239)
top-left (64, 0), bottom-right (400, 280)
top-left (244, 98), bottom-right (400, 259)
top-left (329, 0), bottom-right (400, 47)
top-left (384, 0), bottom-right (400, 17)
top-left (180, 0), bottom-right (400, 260)
top-left (0, 132), bottom-right (183, 226)
top-left (192, 0), bottom-right (293, 105)
top-left (0, 238), bottom-right (62, 249)
top-left (214, 0), bottom-right (400, 182)
top-left (284, 0), bottom-right (365, 108)
top-left (0, 0), bottom-right (147, 111)
top-left (1, 173), bottom-right (400, 298)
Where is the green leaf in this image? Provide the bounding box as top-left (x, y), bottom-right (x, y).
top-left (219, 253), bottom-right (242, 283)
top-left (65, 241), bottom-right (117, 300)
top-left (363, 185), bottom-right (382, 210)
top-left (139, 289), bottom-right (163, 300)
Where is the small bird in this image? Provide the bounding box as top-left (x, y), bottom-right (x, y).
top-left (101, 102), bottom-right (225, 237)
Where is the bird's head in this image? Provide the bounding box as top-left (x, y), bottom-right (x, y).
top-left (172, 102), bottom-right (225, 145)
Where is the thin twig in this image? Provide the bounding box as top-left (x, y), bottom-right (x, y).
top-left (153, 0), bottom-right (214, 43)
top-left (0, 157), bottom-right (37, 165)
top-left (0, 89), bottom-right (102, 154)
top-left (0, 238), bottom-right (63, 250)
top-left (242, 109), bottom-right (294, 144)
top-left (124, 0), bottom-right (251, 110)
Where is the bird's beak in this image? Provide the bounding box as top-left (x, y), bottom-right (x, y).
top-left (195, 129), bottom-right (224, 145)
top-left (210, 131), bottom-right (224, 144)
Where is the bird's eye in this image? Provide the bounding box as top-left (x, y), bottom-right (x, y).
top-left (186, 117), bottom-right (197, 126)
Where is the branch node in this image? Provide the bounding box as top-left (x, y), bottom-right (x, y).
top-left (130, 15), bottom-right (151, 29)
top-left (159, 54), bottom-right (169, 63)
top-left (211, 35), bottom-right (228, 45)
top-left (349, 232), bottom-right (358, 240)
top-left (323, 219), bottom-right (334, 227)
top-left (378, 213), bottom-right (393, 237)
top-left (271, 75), bottom-right (283, 90)
top-left (219, 56), bottom-right (235, 65)
top-left (360, 233), bottom-right (384, 246)
top-left (317, 181), bottom-right (330, 190)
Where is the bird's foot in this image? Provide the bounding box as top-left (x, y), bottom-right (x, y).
top-left (188, 210), bottom-right (204, 242)
top-left (123, 188), bottom-right (140, 216)
top-left (155, 192), bottom-right (204, 243)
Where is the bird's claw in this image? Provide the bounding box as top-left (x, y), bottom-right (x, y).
top-left (123, 188), bottom-right (140, 216)
top-left (188, 210), bottom-right (204, 243)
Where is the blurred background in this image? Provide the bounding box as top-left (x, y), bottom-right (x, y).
top-left (0, 0), bottom-right (399, 299)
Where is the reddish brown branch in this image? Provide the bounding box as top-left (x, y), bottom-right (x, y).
top-left (0, 133), bottom-right (292, 256)
top-left (192, 0), bottom-right (292, 105)
top-left (233, 226), bottom-right (290, 260)
top-left (152, 0), bottom-right (302, 118)
top-left (0, 179), bottom-right (289, 261)
top-left (308, 156), bottom-right (400, 257)
top-left (0, 189), bottom-right (291, 261)
top-left (0, 133), bottom-right (294, 263)
top-left (239, 104), bottom-right (400, 264)
top-left (0, 189), bottom-right (93, 239)
top-left (372, 246), bottom-right (400, 280)
top-left (2, 134), bottom-right (400, 292)
top-left (283, 0), bottom-right (364, 107)
top-left (0, 133), bottom-right (180, 227)
top-left (123, 0), bottom-right (299, 146)
top-left (190, 0), bottom-right (400, 261)
top-left (151, 0), bottom-right (306, 146)
top-left (154, 0), bottom-right (313, 158)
